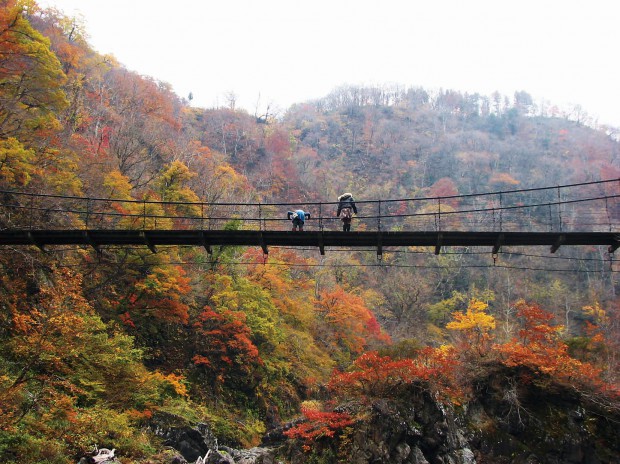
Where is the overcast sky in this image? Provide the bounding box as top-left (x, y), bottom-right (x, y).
top-left (38, 0), bottom-right (620, 128)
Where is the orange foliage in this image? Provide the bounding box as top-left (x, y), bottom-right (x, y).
top-left (243, 249), bottom-right (315, 320)
top-left (577, 302), bottom-right (620, 380)
top-left (328, 347), bottom-right (462, 404)
top-left (428, 177), bottom-right (460, 208)
top-left (7, 268), bottom-right (94, 374)
top-left (495, 301), bottom-right (603, 384)
top-left (129, 265), bottom-right (191, 324)
top-left (192, 305), bottom-right (263, 384)
top-left (283, 403), bottom-right (354, 449)
top-left (315, 286), bottom-right (391, 356)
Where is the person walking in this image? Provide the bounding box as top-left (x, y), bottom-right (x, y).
top-left (336, 193), bottom-right (357, 231)
top-left (287, 209), bottom-right (310, 231)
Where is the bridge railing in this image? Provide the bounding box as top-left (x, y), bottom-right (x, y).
top-left (1, 178), bottom-right (619, 233)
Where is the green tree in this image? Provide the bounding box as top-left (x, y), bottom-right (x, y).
top-left (0, 1), bottom-right (68, 140)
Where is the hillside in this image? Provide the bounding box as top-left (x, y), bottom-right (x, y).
top-left (0, 2), bottom-right (619, 463)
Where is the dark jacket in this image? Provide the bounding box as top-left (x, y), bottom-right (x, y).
top-left (337, 193), bottom-right (358, 216)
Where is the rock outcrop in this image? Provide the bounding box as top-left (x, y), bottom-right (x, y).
top-left (146, 411), bottom-right (218, 463)
top-left (465, 365), bottom-right (620, 463)
top-left (274, 388), bottom-right (476, 464)
top-left (268, 371), bottom-right (620, 463)
top-left (143, 370), bottom-right (619, 463)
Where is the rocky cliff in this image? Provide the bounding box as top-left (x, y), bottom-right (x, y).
top-left (144, 366), bottom-right (619, 464)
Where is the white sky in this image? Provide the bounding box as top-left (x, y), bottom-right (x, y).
top-left (38, 0), bottom-right (620, 127)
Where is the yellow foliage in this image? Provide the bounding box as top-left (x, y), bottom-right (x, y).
top-left (0, 137), bottom-right (37, 186)
top-left (437, 344), bottom-right (456, 355)
top-left (446, 298), bottom-right (496, 355)
top-left (300, 400), bottom-right (324, 412)
top-left (489, 172), bottom-right (520, 185)
top-left (447, 298), bottom-right (496, 332)
top-left (103, 170), bottom-right (134, 200)
top-left (153, 372), bottom-right (188, 397)
top-left (216, 163), bottom-right (246, 187)
top-left (582, 301), bottom-right (608, 325)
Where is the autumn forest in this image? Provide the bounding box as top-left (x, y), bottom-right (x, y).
top-left (1, 1), bottom-right (620, 463)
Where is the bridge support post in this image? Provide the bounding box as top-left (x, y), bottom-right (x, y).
top-left (27, 231), bottom-right (45, 252)
top-left (259, 232), bottom-right (268, 255)
top-left (435, 232), bottom-right (443, 255)
top-left (550, 234), bottom-right (565, 253)
top-left (140, 231), bottom-right (157, 253)
top-left (492, 233), bottom-right (504, 255)
top-left (200, 231), bottom-right (212, 255)
top-left (82, 230), bottom-right (99, 252)
top-left (609, 236), bottom-right (620, 254)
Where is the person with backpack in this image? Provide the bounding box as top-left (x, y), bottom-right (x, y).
top-left (336, 193), bottom-right (358, 231)
top-left (287, 209), bottom-right (310, 231)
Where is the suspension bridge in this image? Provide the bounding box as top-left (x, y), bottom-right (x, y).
top-left (1, 178), bottom-right (619, 256)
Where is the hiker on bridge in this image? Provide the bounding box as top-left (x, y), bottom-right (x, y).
top-left (287, 209), bottom-right (310, 231)
top-left (336, 193), bottom-right (358, 231)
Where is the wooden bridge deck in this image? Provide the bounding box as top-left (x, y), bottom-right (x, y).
top-left (1, 229), bottom-right (618, 255)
